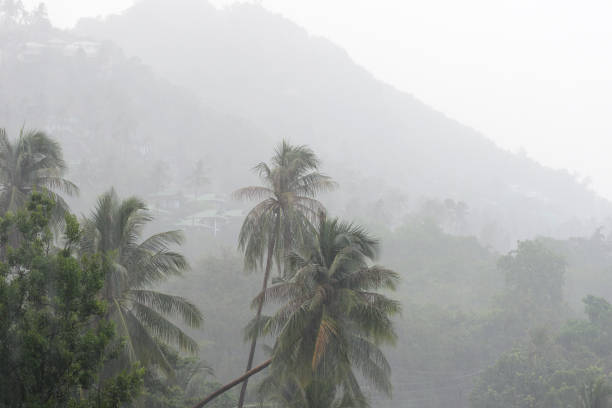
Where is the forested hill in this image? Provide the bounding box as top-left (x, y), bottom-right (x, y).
top-left (0, 14), bottom-right (268, 212)
top-left (74, 0), bottom-right (611, 246)
top-left (0, 0), bottom-right (608, 249)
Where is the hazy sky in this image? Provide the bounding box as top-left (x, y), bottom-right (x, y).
top-left (23, 0), bottom-right (612, 198)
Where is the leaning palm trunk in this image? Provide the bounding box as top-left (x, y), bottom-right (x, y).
top-left (192, 359), bottom-right (272, 408)
top-left (237, 214), bottom-right (280, 408)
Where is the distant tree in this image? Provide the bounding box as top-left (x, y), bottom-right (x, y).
top-left (80, 189), bottom-right (202, 375)
top-left (189, 159), bottom-right (209, 199)
top-left (0, 0), bottom-right (25, 24)
top-left (0, 128), bottom-right (78, 220)
top-left (471, 344), bottom-right (611, 408)
top-left (149, 160), bottom-right (171, 193)
top-left (249, 214), bottom-right (400, 407)
top-left (473, 294), bottom-right (612, 408)
top-left (579, 376), bottom-right (612, 408)
top-left (498, 240), bottom-right (567, 327)
top-left (557, 296), bottom-right (612, 361)
top-left (19, 3), bottom-right (50, 28)
top-left (0, 193), bottom-right (143, 407)
top-left (233, 140), bottom-right (335, 407)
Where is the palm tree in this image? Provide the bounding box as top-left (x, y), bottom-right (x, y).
top-left (0, 128), bottom-right (78, 217)
top-left (249, 214), bottom-right (400, 407)
top-left (80, 189), bottom-right (203, 374)
top-left (233, 140), bottom-right (336, 408)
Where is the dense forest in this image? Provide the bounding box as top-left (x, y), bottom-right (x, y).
top-left (3, 1), bottom-right (612, 407)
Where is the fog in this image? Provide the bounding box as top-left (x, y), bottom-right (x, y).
top-left (2, 1), bottom-right (612, 407)
top-left (27, 0), bottom-right (612, 200)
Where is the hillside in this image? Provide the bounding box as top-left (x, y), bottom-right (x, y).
top-left (4, 4), bottom-right (612, 407)
top-left (74, 0), bottom-right (611, 248)
top-left (0, 0), bottom-right (608, 248)
top-left (0, 15), bottom-right (268, 214)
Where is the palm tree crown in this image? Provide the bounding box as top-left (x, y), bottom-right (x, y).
top-left (252, 215), bottom-right (401, 407)
top-left (233, 140), bottom-right (336, 407)
top-left (234, 139), bottom-right (336, 273)
top-left (0, 128), bottom-right (78, 215)
top-left (80, 189), bottom-right (202, 373)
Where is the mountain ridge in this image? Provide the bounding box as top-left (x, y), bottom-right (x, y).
top-left (1, 0), bottom-right (608, 249)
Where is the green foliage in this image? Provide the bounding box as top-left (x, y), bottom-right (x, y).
top-left (252, 215), bottom-right (400, 407)
top-left (381, 215), bottom-right (499, 309)
top-left (80, 189), bottom-right (203, 374)
top-left (499, 240), bottom-right (566, 306)
top-left (141, 345), bottom-right (233, 408)
top-left (472, 296), bottom-right (612, 408)
top-left (471, 348), bottom-right (608, 408)
top-left (538, 234), bottom-right (612, 313)
top-left (558, 296), bottom-right (612, 360)
top-left (234, 139), bottom-right (336, 274)
top-left (496, 240), bottom-right (568, 331)
top-left (76, 366), bottom-right (145, 408)
top-left (0, 128), bottom-right (78, 220)
top-left (0, 193), bottom-right (142, 407)
top-left (578, 375), bottom-right (612, 408)
top-left (234, 140), bottom-right (336, 406)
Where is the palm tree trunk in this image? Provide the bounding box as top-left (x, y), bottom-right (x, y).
top-left (191, 359), bottom-right (272, 408)
top-left (237, 214), bottom-right (280, 408)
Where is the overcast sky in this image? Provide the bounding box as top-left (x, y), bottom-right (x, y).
top-left (23, 0), bottom-right (612, 198)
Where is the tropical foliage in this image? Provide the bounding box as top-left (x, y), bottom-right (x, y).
top-left (142, 344), bottom-right (234, 408)
top-left (6, 121), bottom-right (612, 408)
top-left (0, 128), bottom-right (78, 220)
top-left (80, 189), bottom-right (203, 374)
top-left (233, 140), bottom-right (335, 406)
top-left (0, 193), bottom-right (143, 407)
top-left (249, 214), bottom-right (400, 407)
top-left (234, 139), bottom-right (336, 274)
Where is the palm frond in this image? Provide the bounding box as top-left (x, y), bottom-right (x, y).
top-left (233, 185), bottom-right (274, 201)
top-left (123, 306), bottom-right (173, 375)
top-left (138, 230), bottom-right (185, 253)
top-left (128, 249), bottom-right (188, 287)
top-left (256, 215), bottom-right (399, 406)
top-left (341, 266), bottom-right (400, 291)
top-left (129, 289), bottom-right (203, 328)
top-left (131, 302), bottom-right (200, 355)
top-left (111, 298), bottom-right (138, 363)
top-left (251, 281), bottom-right (304, 308)
top-left (291, 172), bottom-right (337, 197)
top-left (312, 311), bottom-right (338, 370)
top-left (79, 189), bottom-right (202, 377)
top-left (34, 172), bottom-right (79, 196)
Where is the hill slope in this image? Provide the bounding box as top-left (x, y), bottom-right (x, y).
top-left (0, 14), bottom-right (267, 212)
top-left (74, 0), bottom-right (611, 246)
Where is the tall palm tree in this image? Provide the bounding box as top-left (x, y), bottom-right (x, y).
top-left (233, 140), bottom-right (336, 408)
top-left (0, 128), bottom-right (78, 217)
top-left (80, 189), bottom-right (203, 374)
top-left (249, 215), bottom-right (400, 407)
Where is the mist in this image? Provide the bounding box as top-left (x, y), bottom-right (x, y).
top-left (2, 1), bottom-right (612, 407)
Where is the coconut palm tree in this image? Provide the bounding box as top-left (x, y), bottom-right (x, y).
top-left (80, 189), bottom-right (202, 374)
top-left (249, 214), bottom-right (400, 407)
top-left (233, 140), bottom-right (336, 408)
top-left (0, 128), bottom-right (78, 217)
